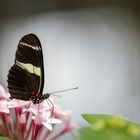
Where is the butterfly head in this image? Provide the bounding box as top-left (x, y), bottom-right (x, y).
top-left (30, 92), bottom-right (50, 104)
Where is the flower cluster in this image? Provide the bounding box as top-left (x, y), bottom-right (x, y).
top-left (0, 85), bottom-right (75, 140)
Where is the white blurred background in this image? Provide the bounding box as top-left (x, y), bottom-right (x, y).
top-left (0, 0), bottom-right (140, 139)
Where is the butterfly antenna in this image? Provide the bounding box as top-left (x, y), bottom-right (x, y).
top-left (48, 87), bottom-right (78, 97)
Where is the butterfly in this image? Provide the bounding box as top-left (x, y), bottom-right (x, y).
top-left (7, 33), bottom-right (50, 104)
top-left (7, 33), bottom-right (78, 106)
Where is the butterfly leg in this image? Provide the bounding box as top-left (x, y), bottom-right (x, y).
top-left (46, 99), bottom-right (54, 119)
top-left (22, 101), bottom-right (31, 114)
top-left (38, 103), bottom-right (40, 113)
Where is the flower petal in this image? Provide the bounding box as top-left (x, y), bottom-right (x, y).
top-left (0, 100), bottom-right (9, 113)
top-left (48, 118), bottom-right (62, 124)
top-left (42, 122), bottom-right (52, 131)
top-left (0, 85), bottom-right (10, 100)
top-left (20, 114), bottom-right (26, 123)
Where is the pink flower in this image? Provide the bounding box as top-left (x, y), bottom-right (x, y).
top-left (0, 85), bottom-right (29, 113)
top-left (26, 100), bottom-right (49, 115)
top-left (0, 85), bottom-right (10, 100)
top-left (0, 85), bottom-right (76, 140)
top-left (32, 111), bottom-right (62, 131)
top-left (50, 112), bottom-right (77, 140)
top-left (0, 100), bottom-right (9, 113)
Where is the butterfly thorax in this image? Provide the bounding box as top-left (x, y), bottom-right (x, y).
top-left (30, 92), bottom-right (50, 104)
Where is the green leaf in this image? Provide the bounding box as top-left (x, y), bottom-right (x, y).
top-left (78, 126), bottom-right (140, 140)
top-left (78, 127), bottom-right (107, 140)
top-left (81, 114), bottom-right (112, 124)
top-left (82, 114), bottom-right (140, 128)
top-left (0, 136), bottom-right (9, 140)
top-left (76, 114), bottom-right (140, 140)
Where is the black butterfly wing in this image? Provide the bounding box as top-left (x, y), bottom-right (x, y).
top-left (7, 34), bottom-right (44, 100)
top-left (7, 64), bottom-right (40, 100)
